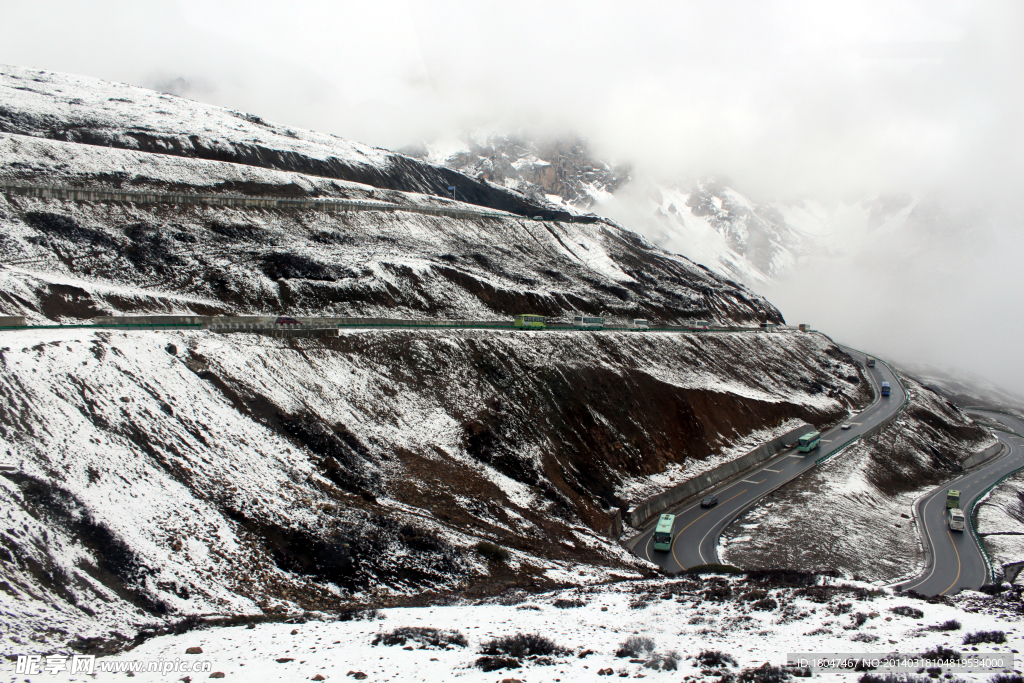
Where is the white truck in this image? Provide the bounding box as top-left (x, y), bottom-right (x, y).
top-left (948, 508), bottom-right (965, 532)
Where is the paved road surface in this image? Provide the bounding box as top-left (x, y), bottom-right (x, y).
top-left (629, 349), bottom-right (905, 572)
top-left (900, 411), bottom-right (1024, 595)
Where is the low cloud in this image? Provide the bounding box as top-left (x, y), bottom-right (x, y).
top-left (2, 0), bottom-right (1022, 393)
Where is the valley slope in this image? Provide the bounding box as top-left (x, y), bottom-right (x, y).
top-left (0, 66), bottom-right (993, 656)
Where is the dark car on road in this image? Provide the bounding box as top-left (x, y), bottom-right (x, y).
top-left (275, 316), bottom-right (301, 326)
top-left (701, 495), bottom-right (719, 508)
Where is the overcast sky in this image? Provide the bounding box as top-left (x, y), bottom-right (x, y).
top-left (2, 0), bottom-right (1022, 395)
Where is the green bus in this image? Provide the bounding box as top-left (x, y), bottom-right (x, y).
top-left (797, 431), bottom-right (821, 453)
top-left (946, 489), bottom-right (960, 509)
top-left (653, 514), bottom-right (675, 552)
top-left (513, 314), bottom-right (546, 329)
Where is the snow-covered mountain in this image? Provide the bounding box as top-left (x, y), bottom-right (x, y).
top-left (595, 178), bottom-right (812, 286)
top-left (0, 66), bottom-right (1005, 663)
top-left (898, 361), bottom-right (1024, 414)
top-left (401, 132), bottom-right (629, 215)
top-left (416, 134), bottom-right (813, 285)
top-left (0, 65), bottom-right (569, 221)
top-left (0, 66), bottom-right (869, 652)
top-left (0, 65), bottom-right (787, 327)
top-left (414, 131), bottom-right (941, 290)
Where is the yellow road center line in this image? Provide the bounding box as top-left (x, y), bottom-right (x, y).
top-left (940, 527), bottom-right (961, 596)
top-left (671, 489), bottom-right (748, 570)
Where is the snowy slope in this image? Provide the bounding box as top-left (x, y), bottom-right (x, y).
top-left (0, 65), bottom-right (556, 219)
top-left (594, 179), bottom-right (923, 287)
top-left (0, 132), bottom-right (783, 326)
top-left (0, 326), bottom-right (868, 652)
top-left (721, 373), bottom-right (996, 583)
top-left (6, 574), bottom-right (1022, 682)
top-left (0, 66), bottom-right (998, 663)
top-left (899, 362), bottom-right (1024, 414)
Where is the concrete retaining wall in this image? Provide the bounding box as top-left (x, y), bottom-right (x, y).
top-left (963, 441), bottom-right (1006, 470)
top-left (0, 316), bottom-right (27, 327)
top-left (627, 422), bottom-right (815, 529)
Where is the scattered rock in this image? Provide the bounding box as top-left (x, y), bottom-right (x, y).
top-left (209, 674), bottom-right (225, 679)
top-left (579, 649), bottom-right (595, 657)
top-left (598, 668), bottom-right (614, 676)
top-left (247, 623), bottom-right (256, 629)
top-left (185, 647), bottom-right (203, 654)
top-left (347, 673), bottom-right (367, 680)
top-left (500, 679), bottom-right (524, 683)
top-left (402, 646), bottom-right (413, 650)
top-left (291, 629), bottom-right (299, 635)
top-left (277, 658), bottom-right (294, 663)
top-left (312, 676), bottom-right (326, 681)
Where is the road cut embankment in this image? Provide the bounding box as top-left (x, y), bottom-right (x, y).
top-left (626, 422), bottom-right (814, 530)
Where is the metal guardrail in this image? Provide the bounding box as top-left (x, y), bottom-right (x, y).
top-left (963, 408), bottom-right (1024, 438)
top-left (807, 348), bottom-right (909, 467)
top-left (960, 410), bottom-right (1024, 584)
top-left (837, 347), bottom-right (912, 441)
top-left (0, 323), bottom-right (203, 331)
top-left (815, 434), bottom-right (862, 465)
top-left (967, 445), bottom-right (1015, 583)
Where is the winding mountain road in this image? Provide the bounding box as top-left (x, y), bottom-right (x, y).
top-left (899, 411), bottom-right (1024, 595)
top-left (628, 349), bottom-right (905, 572)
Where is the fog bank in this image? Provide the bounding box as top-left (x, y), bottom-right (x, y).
top-left (2, 0), bottom-right (1022, 393)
